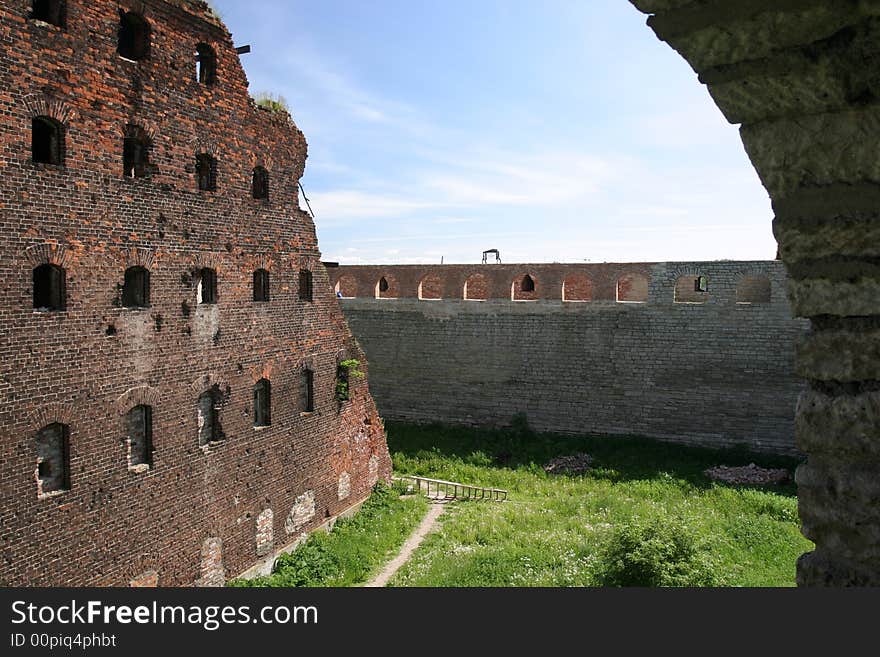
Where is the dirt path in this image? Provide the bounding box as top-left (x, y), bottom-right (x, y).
top-left (364, 502), bottom-right (446, 587)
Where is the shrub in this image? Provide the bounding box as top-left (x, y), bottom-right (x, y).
top-left (595, 515), bottom-right (721, 587)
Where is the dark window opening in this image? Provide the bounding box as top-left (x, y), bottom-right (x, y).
top-left (253, 379), bottom-right (271, 427)
top-left (521, 275), bottom-right (535, 292)
top-left (299, 270), bottom-right (313, 302)
top-left (33, 263), bottom-right (66, 311)
top-left (195, 43), bottom-right (217, 86)
top-left (694, 276), bottom-right (708, 293)
top-left (123, 126), bottom-right (151, 178)
top-left (197, 386), bottom-right (224, 446)
top-left (378, 277), bottom-right (389, 293)
top-left (196, 153), bottom-right (217, 191)
top-left (252, 166), bottom-right (269, 200)
top-left (300, 369), bottom-right (314, 413)
top-left (118, 11), bottom-right (150, 61)
top-left (122, 266), bottom-right (150, 308)
top-left (253, 269), bottom-right (270, 302)
top-left (36, 422), bottom-right (70, 494)
top-left (125, 405), bottom-right (153, 468)
top-left (32, 116), bottom-right (64, 165)
top-left (31, 0), bottom-right (66, 27)
top-left (198, 268), bottom-right (217, 305)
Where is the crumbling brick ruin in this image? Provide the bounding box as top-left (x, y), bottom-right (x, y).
top-left (330, 261), bottom-right (808, 455)
top-left (630, 0), bottom-right (880, 587)
top-left (0, 0), bottom-right (391, 586)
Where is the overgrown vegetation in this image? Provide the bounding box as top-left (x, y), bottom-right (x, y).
top-left (387, 421), bottom-right (810, 587)
top-left (335, 358), bottom-right (364, 402)
top-left (252, 92), bottom-right (290, 114)
top-left (227, 483), bottom-right (427, 587)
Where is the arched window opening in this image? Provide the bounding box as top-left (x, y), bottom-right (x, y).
top-left (253, 269), bottom-right (270, 302)
top-left (376, 276), bottom-right (395, 298)
top-left (252, 166), bottom-right (269, 200)
top-left (118, 11), bottom-right (150, 61)
top-left (521, 275), bottom-right (535, 292)
top-left (122, 266), bottom-right (150, 308)
top-left (195, 43), bottom-right (217, 86)
top-left (300, 369), bottom-right (314, 413)
top-left (123, 125), bottom-right (151, 178)
top-left (125, 405), bottom-right (153, 469)
top-left (562, 274), bottom-right (593, 302)
top-left (36, 422), bottom-right (70, 494)
top-left (617, 274), bottom-right (649, 303)
top-left (736, 276), bottom-right (772, 304)
top-left (464, 274), bottom-right (488, 301)
top-left (196, 153), bottom-right (217, 191)
top-left (33, 263), bottom-right (66, 311)
top-left (418, 274), bottom-right (443, 300)
top-left (253, 379), bottom-right (271, 427)
top-left (32, 116), bottom-right (64, 165)
top-left (512, 274), bottom-right (538, 301)
top-left (674, 275), bottom-right (709, 303)
top-left (299, 270), bottom-right (313, 302)
top-left (197, 385), bottom-right (224, 446)
top-left (31, 0), bottom-right (66, 27)
top-left (334, 276), bottom-right (357, 299)
top-left (197, 268), bottom-right (217, 305)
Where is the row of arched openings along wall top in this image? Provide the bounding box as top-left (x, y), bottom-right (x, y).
top-left (333, 273), bottom-right (773, 305)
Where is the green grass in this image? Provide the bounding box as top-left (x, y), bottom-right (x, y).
top-left (228, 483), bottom-right (429, 587)
top-left (387, 421), bottom-right (812, 587)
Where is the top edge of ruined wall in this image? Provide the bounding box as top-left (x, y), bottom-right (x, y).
top-left (629, 0), bottom-right (701, 15)
top-left (165, 0), bottom-right (226, 29)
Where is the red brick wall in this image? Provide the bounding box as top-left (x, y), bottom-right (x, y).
top-left (329, 263), bottom-right (656, 302)
top-left (0, 0), bottom-right (391, 586)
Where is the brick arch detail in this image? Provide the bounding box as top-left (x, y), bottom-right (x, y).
top-left (124, 247), bottom-right (156, 270)
top-left (28, 402), bottom-right (75, 432)
top-left (114, 386), bottom-right (162, 415)
top-left (193, 252), bottom-right (224, 273)
top-left (24, 242), bottom-right (74, 269)
top-left (119, 118), bottom-right (159, 143)
top-left (21, 93), bottom-right (75, 125)
top-left (190, 372), bottom-right (229, 396)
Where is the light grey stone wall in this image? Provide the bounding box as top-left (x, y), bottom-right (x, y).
top-left (342, 261), bottom-right (807, 454)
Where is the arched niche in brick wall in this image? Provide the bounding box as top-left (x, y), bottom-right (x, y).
top-left (511, 273), bottom-right (538, 301)
top-left (562, 273), bottom-right (593, 302)
top-left (418, 273), bottom-right (443, 300)
top-left (334, 275), bottom-right (358, 299)
top-left (375, 275), bottom-right (397, 299)
top-left (616, 273), bottom-right (648, 303)
top-left (464, 273), bottom-right (489, 301)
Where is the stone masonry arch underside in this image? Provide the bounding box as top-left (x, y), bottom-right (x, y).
top-left (630, 0), bottom-right (879, 585)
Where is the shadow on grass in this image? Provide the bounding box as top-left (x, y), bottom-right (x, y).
top-left (386, 420), bottom-right (804, 496)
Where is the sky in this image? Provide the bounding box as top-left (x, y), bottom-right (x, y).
top-left (211, 0), bottom-right (777, 265)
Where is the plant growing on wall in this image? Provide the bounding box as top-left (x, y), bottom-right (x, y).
top-left (335, 359), bottom-right (364, 402)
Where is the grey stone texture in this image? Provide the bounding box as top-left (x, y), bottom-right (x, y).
top-left (342, 261), bottom-right (807, 455)
top-left (629, 0), bottom-right (880, 585)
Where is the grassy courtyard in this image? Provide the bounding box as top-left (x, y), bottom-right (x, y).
top-left (386, 421), bottom-right (811, 587)
top-left (232, 421), bottom-right (812, 587)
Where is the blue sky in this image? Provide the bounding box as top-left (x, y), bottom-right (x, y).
top-left (213, 0), bottom-right (776, 265)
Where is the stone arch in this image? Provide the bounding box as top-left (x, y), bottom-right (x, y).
top-left (616, 273), bottom-right (648, 303)
top-left (632, 0), bottom-right (880, 585)
top-left (562, 273), bottom-right (593, 302)
top-left (418, 272), bottom-right (443, 300)
top-left (463, 272), bottom-right (489, 300)
top-left (673, 271), bottom-right (710, 304)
